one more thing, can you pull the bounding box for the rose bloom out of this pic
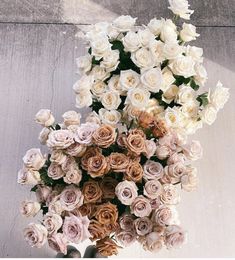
[48,163,65,180]
[141,68,163,93]
[47,130,74,150]
[152,205,179,226]
[109,153,129,172]
[74,122,99,145]
[76,54,92,74]
[17,167,41,185]
[100,177,118,199]
[122,31,141,52]
[35,185,52,203]
[62,111,81,127]
[38,127,51,145]
[87,154,109,178]
[160,184,180,205]
[48,196,63,215]
[96,237,120,257]
[50,150,67,165]
[183,140,202,161]
[119,69,140,91]
[88,219,107,241]
[23,223,48,248]
[48,233,68,255]
[95,202,118,225]
[92,124,117,148]
[150,197,162,210]
[63,168,82,185]
[167,152,186,165]
[164,225,186,249]
[130,195,152,217]
[143,160,164,181]
[115,180,138,205]
[113,15,136,32]
[60,185,84,211]
[20,201,41,217]
[82,180,103,203]
[168,0,194,20]
[80,147,101,170]
[210,81,229,110]
[131,47,155,69]
[180,23,199,42]
[23,148,46,171]
[66,142,87,157]
[134,217,153,236]
[78,203,96,219]
[63,215,91,243]
[142,232,164,252]
[181,166,198,192]
[116,229,136,247]
[125,161,143,183]
[138,111,156,129]
[101,91,121,110]
[43,213,63,235]
[144,180,163,199]
[119,214,135,231]
[144,140,157,159]
[155,145,171,160]
[35,109,55,126]
[99,108,121,126]
[166,162,187,181]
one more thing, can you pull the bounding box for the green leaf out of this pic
[55,124,61,130]
[197,92,209,107]
[92,56,102,65]
[174,75,191,86]
[89,99,104,113]
[190,79,200,91]
[161,60,169,70]
[30,185,38,192]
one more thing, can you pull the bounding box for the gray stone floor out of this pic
[0,0,235,258]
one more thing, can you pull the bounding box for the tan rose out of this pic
[138,111,156,128]
[96,237,120,257]
[152,118,168,138]
[109,153,129,173]
[82,181,103,203]
[81,147,101,170]
[125,161,143,183]
[124,129,146,155]
[92,124,117,148]
[100,177,118,199]
[87,154,110,178]
[88,220,107,241]
[95,202,118,225]
[104,222,119,236]
[66,142,87,157]
[77,203,97,219]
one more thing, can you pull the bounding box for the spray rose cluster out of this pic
[18,0,229,257]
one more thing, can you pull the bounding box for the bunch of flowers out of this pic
[18,0,229,257]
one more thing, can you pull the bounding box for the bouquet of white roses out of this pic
[18,0,229,257]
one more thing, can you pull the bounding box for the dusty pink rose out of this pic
[150,197,162,210]
[158,132,177,150]
[66,142,87,157]
[23,223,48,248]
[47,130,75,150]
[164,225,186,249]
[23,148,46,170]
[48,233,68,255]
[155,145,171,160]
[160,184,180,205]
[143,160,164,181]
[60,185,84,211]
[36,185,52,203]
[144,180,163,199]
[63,215,91,243]
[48,163,65,180]
[166,162,187,181]
[119,214,135,231]
[142,232,164,252]
[152,205,179,226]
[130,195,152,217]
[43,213,63,235]
[20,201,41,217]
[115,180,138,205]
[167,152,186,165]
[134,217,153,236]
[74,122,99,145]
[144,140,157,159]
[17,167,41,185]
[116,229,136,247]
[48,196,63,215]
[183,140,203,161]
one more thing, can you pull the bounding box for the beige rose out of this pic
[20,201,41,217]
[143,160,164,181]
[100,177,118,199]
[125,161,143,183]
[96,237,120,257]
[81,147,101,170]
[23,148,46,171]
[164,225,186,249]
[95,202,118,225]
[62,111,81,127]
[88,220,107,241]
[134,217,153,236]
[17,167,41,185]
[43,213,63,235]
[48,233,68,255]
[130,195,152,217]
[109,153,129,173]
[124,129,146,155]
[47,130,74,150]
[115,180,138,205]
[144,180,163,199]
[92,124,117,148]
[35,109,55,127]
[87,154,109,178]
[48,163,65,180]
[38,127,51,145]
[82,181,103,203]
[23,223,48,248]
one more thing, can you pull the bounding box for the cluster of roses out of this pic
[18,0,229,257]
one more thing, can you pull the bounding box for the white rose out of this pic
[108,75,124,94]
[176,84,196,105]
[76,54,92,74]
[75,90,93,108]
[47,130,74,149]
[91,80,107,98]
[163,42,183,60]
[85,111,101,125]
[180,23,199,42]
[181,101,199,118]
[113,15,137,32]
[23,148,46,170]
[160,19,178,43]
[23,223,48,248]
[209,81,229,110]
[73,75,94,93]
[138,29,155,47]
[184,119,203,135]
[99,108,121,126]
[123,105,142,120]
[91,65,110,81]
[162,85,179,104]
[169,56,196,78]
[17,167,41,185]
[43,213,63,235]
[161,68,176,91]
[164,107,180,127]
[126,87,150,108]
[194,63,208,87]
[38,127,51,145]
[20,201,41,217]
[100,50,119,72]
[185,46,203,63]
[168,0,194,20]
[200,104,217,125]
[181,166,198,192]
[149,40,165,63]
[62,111,81,127]
[101,91,122,110]
[122,31,141,52]
[115,180,138,205]
[90,36,111,59]
[35,109,55,127]
[74,122,99,145]
[147,18,164,36]
[120,69,140,91]
[131,47,155,69]
[141,68,163,93]
[183,140,203,161]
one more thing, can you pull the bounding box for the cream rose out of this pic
[160,184,180,205]
[169,56,196,78]
[62,111,81,127]
[23,223,48,248]
[73,75,94,93]
[134,217,153,236]
[143,160,164,181]
[126,87,150,108]
[176,84,196,105]
[160,19,177,43]
[38,127,51,145]
[122,31,141,52]
[115,180,138,205]
[200,104,217,125]
[47,130,74,150]
[164,225,186,249]
[113,15,136,32]
[101,91,121,110]
[142,232,164,252]
[120,69,140,91]
[210,81,230,110]
[163,42,183,60]
[35,109,55,127]
[131,47,155,69]
[75,89,93,108]
[168,0,194,20]
[148,18,163,36]
[91,80,107,98]
[43,213,63,234]
[183,140,202,161]
[48,233,68,255]
[181,166,198,192]
[108,75,123,94]
[74,122,99,145]
[99,109,121,126]
[161,67,176,91]
[76,54,92,74]
[141,68,163,93]
[194,64,208,87]
[90,36,111,59]
[100,50,120,72]
[138,28,155,46]
[180,23,199,42]
[85,111,101,125]
[23,148,46,171]
[144,180,163,199]
[130,195,152,217]
[20,201,41,217]
[149,40,165,63]
[17,167,41,185]
[185,46,203,63]
[91,65,110,81]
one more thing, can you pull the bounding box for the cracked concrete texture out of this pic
[0,0,235,258]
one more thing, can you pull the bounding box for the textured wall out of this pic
[0,0,234,258]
